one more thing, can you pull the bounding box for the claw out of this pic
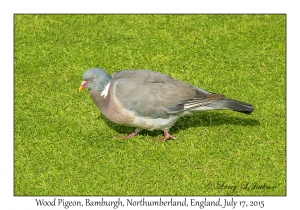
[161,130,177,141]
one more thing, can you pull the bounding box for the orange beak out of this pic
[79,81,89,91]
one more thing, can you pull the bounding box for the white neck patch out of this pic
[100,82,111,98]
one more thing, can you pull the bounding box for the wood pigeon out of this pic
[79,68,254,140]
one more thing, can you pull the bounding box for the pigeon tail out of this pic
[208,98,254,114]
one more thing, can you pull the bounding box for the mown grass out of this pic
[14,14,286,196]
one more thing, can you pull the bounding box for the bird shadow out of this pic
[97,111,260,138]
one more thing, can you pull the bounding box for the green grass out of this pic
[14,14,286,196]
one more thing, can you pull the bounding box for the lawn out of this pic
[14,14,286,196]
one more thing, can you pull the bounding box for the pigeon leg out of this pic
[161,130,177,141]
[124,128,142,140]
[124,131,136,139]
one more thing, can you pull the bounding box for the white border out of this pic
[2,0,298,209]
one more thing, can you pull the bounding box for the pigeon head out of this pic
[79,68,112,92]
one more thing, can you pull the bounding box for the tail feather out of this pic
[207,98,254,114]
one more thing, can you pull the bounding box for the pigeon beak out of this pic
[79,81,89,91]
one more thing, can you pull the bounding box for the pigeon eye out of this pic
[92,75,97,79]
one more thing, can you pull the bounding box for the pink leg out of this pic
[124,131,137,139]
[161,130,177,141]
[123,128,142,140]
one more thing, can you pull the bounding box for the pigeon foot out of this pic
[123,128,142,140]
[124,131,137,139]
[161,130,177,141]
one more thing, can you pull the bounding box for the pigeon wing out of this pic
[112,70,198,119]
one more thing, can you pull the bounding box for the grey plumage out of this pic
[79,68,254,140]
[206,98,253,114]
